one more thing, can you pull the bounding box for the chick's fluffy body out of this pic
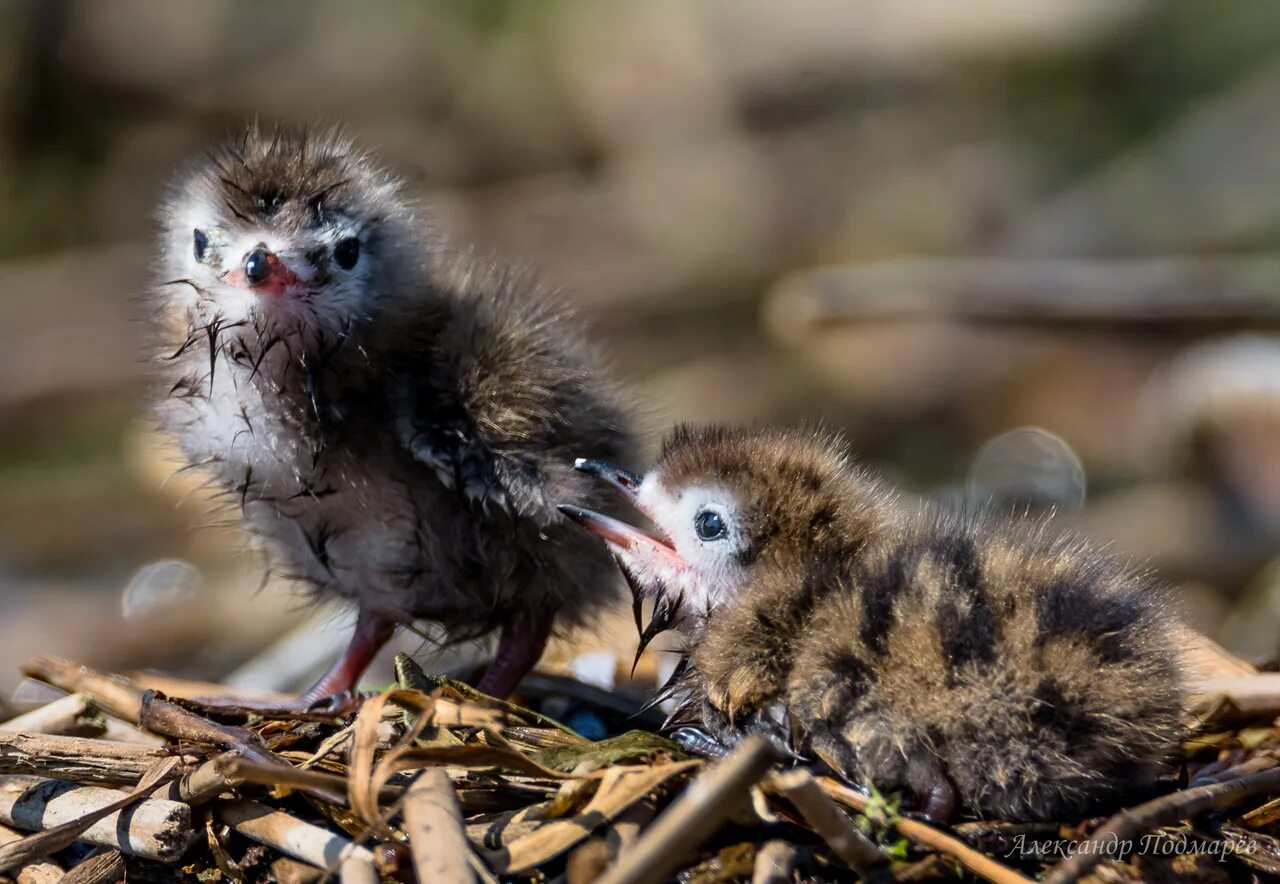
[654,427,1185,821]
[154,127,632,641]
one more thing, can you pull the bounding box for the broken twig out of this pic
[767,769,887,878]
[818,777,1033,884]
[1044,765,1280,884]
[595,737,777,884]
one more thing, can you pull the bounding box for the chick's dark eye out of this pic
[333,237,360,270]
[694,510,727,542]
[193,229,209,261]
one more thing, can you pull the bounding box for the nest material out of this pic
[0,654,1276,883]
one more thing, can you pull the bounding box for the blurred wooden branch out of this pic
[766,257,1280,341]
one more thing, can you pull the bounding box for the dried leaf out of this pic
[531,730,689,772]
[488,761,701,874]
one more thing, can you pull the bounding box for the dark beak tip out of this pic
[573,457,642,493]
[557,503,589,524]
[572,458,601,476]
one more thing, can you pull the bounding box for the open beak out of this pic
[566,458,678,558]
[565,459,674,551]
[561,460,692,665]
[573,459,641,503]
[556,504,684,567]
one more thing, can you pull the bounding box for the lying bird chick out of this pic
[560,426,1186,821]
[153,125,633,706]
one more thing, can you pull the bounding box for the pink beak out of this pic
[226,246,299,296]
[559,459,686,568]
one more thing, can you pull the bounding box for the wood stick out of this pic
[765,256,1280,339]
[752,840,798,884]
[20,658,145,726]
[596,737,779,884]
[0,694,159,746]
[403,769,476,884]
[338,854,380,884]
[1,695,105,738]
[0,824,63,884]
[124,672,289,705]
[817,778,1033,884]
[1190,674,1280,719]
[1043,765,1280,884]
[138,691,345,806]
[163,754,239,806]
[60,849,123,884]
[218,799,375,873]
[0,773,193,863]
[0,760,179,872]
[0,732,177,787]
[766,769,887,878]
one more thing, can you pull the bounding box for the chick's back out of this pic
[782,514,1185,820]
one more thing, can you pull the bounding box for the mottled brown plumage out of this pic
[152,124,634,704]
[562,425,1186,821]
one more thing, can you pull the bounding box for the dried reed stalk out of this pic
[403,768,476,884]
[218,799,376,873]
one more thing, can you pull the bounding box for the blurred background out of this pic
[3,0,1280,708]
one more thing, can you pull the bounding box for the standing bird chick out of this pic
[560,426,1186,821]
[152,125,633,706]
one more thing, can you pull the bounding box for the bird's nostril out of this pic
[244,248,274,285]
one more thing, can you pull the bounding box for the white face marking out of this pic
[163,188,377,337]
[608,472,751,627]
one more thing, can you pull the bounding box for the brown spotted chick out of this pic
[152,124,634,707]
[559,425,1187,821]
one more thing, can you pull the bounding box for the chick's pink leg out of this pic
[474,614,553,699]
[297,609,397,707]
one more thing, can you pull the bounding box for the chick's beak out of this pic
[226,246,299,295]
[564,459,684,566]
[572,459,641,503]
[557,504,654,550]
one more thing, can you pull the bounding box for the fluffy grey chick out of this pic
[152,124,633,706]
[561,425,1186,821]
